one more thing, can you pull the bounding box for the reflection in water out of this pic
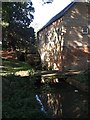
[47,93,62,118]
[36,93,62,118]
[41,77,59,84]
[35,79,88,118]
[35,95,46,113]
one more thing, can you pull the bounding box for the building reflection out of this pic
[37,77,88,118]
[47,93,62,118]
[39,92,63,118]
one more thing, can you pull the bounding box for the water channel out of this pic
[35,77,88,118]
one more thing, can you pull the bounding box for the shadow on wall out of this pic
[62,45,90,71]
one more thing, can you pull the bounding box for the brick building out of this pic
[37,2,90,71]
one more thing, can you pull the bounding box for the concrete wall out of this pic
[38,2,90,71]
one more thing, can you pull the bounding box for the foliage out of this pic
[2,1,34,27]
[42,0,53,4]
[2,59,48,118]
[2,1,36,51]
[2,74,47,118]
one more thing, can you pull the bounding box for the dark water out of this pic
[35,78,88,118]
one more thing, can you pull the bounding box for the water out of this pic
[35,94,46,113]
[35,78,88,118]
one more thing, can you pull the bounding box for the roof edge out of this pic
[37,2,75,33]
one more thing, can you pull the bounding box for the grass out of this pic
[1,59,35,76]
[2,59,48,118]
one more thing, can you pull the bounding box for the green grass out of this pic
[1,59,35,76]
[2,59,48,118]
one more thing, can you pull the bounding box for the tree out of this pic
[2,1,35,51]
[42,0,53,4]
[2,1,35,28]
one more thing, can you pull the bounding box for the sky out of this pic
[30,0,72,32]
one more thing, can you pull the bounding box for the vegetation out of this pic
[2,2,36,51]
[1,59,88,118]
[2,59,48,118]
[1,59,34,76]
[42,0,54,4]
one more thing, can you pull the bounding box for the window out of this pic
[82,26,88,34]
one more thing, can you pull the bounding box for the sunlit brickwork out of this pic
[37,2,90,71]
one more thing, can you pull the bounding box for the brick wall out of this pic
[38,2,90,71]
